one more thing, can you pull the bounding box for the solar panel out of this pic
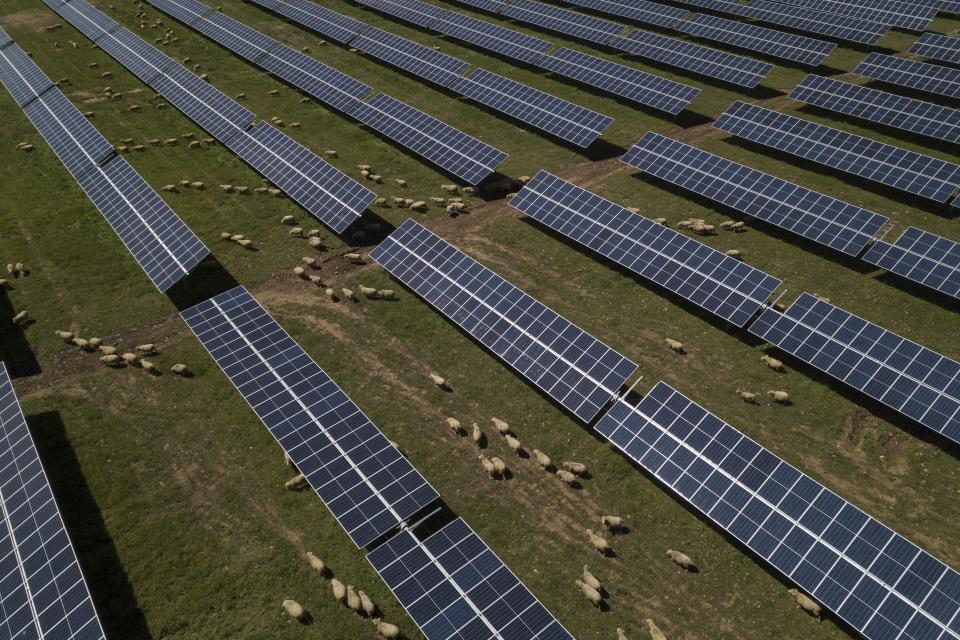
[669,0,741,11]
[225,121,375,233]
[353,0,448,28]
[181,287,440,548]
[449,0,509,13]
[563,0,686,28]
[734,0,888,45]
[910,32,960,64]
[622,132,888,256]
[77,156,210,292]
[22,90,115,180]
[595,380,960,640]
[501,0,627,46]
[431,11,554,63]
[854,53,960,100]
[143,0,214,26]
[251,0,368,44]
[750,293,960,443]
[0,362,107,640]
[350,27,471,87]
[0,43,55,107]
[350,94,507,185]
[43,0,119,43]
[97,26,177,84]
[676,13,836,66]
[511,171,782,326]
[789,74,960,145]
[713,101,960,203]
[367,517,575,640]
[190,5,282,63]
[611,29,774,88]
[449,68,612,147]
[260,45,372,113]
[0,26,12,49]
[862,227,960,300]
[535,47,700,114]
[370,219,638,422]
[772,0,936,31]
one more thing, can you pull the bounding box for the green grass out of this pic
[0,0,959,639]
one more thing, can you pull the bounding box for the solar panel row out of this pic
[181,287,440,548]
[621,132,889,256]
[0,42,55,107]
[0,25,12,49]
[749,293,960,443]
[0,363,107,640]
[370,219,638,423]
[146,0,213,26]
[909,32,960,64]
[194,8,282,63]
[773,0,936,31]
[355,0,448,28]
[248,0,367,44]
[563,0,687,28]
[789,74,960,144]
[595,381,960,640]
[432,10,553,63]
[509,171,783,326]
[368,517,575,640]
[97,26,177,84]
[21,89,114,179]
[502,0,626,46]
[44,0,120,43]
[258,45,372,113]
[863,227,960,301]
[854,52,960,100]
[713,101,960,203]
[734,0,888,45]
[351,26,471,87]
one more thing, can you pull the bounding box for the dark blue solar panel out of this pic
[370,219,638,422]
[773,0,936,31]
[145,0,213,26]
[97,27,177,84]
[750,293,960,443]
[367,518,575,640]
[0,43,54,108]
[596,380,960,640]
[611,29,774,88]
[502,0,627,46]
[863,227,960,301]
[193,6,282,63]
[510,171,782,326]
[734,0,888,45]
[0,26,11,49]
[351,27,471,87]
[669,0,741,10]
[432,11,553,64]
[260,45,372,112]
[535,47,700,114]
[564,0,686,28]
[0,363,107,640]
[854,53,960,100]
[451,0,509,11]
[790,74,960,144]
[676,14,836,66]
[714,101,960,203]
[350,93,507,185]
[77,156,210,292]
[250,0,368,44]
[22,90,115,180]
[910,32,960,64]
[225,121,375,233]
[181,287,440,548]
[449,68,612,147]
[622,132,888,256]
[354,0,448,27]
[43,0,119,42]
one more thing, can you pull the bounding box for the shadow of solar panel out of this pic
[714,101,960,202]
[596,380,960,640]
[22,90,115,180]
[44,0,120,42]
[77,157,210,291]
[863,227,960,300]
[0,363,107,640]
[670,0,741,11]
[623,132,888,256]
[611,29,773,88]
[790,74,960,144]
[98,27,177,84]
[145,0,213,26]
[354,0,447,27]
[148,63,255,142]
[502,0,627,45]
[537,47,699,114]
[181,287,439,548]
[734,0,887,45]
[774,0,936,31]
[226,121,375,233]
[449,68,612,147]
[367,518,575,640]
[351,94,507,185]
[194,6,281,63]
[371,219,637,422]
[565,0,686,28]
[432,11,553,63]
[251,0,367,44]
[450,0,509,12]
[510,171,782,326]
[854,53,960,99]
[260,45,371,112]
[351,27,471,87]
[910,32,960,64]
[0,43,54,107]
[750,293,960,443]
[677,14,835,66]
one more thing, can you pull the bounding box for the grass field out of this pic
[0,0,958,638]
